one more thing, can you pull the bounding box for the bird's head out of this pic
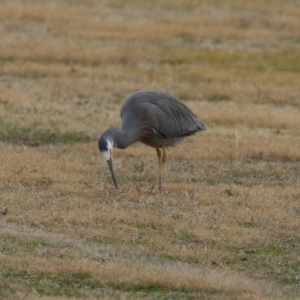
[98,136,113,161]
[98,131,117,187]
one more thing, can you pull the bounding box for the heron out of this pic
[98,89,206,188]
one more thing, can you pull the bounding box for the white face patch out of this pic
[101,150,111,161]
[101,140,113,161]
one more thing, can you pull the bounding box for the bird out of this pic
[98,89,206,188]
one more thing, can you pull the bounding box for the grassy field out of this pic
[1,0,300,299]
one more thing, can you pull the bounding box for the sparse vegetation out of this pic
[0,0,300,299]
[0,121,91,145]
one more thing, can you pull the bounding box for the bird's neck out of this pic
[109,128,137,150]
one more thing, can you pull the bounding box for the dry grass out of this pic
[1,0,300,299]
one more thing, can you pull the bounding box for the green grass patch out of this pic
[241,221,259,228]
[221,241,300,286]
[124,284,166,294]
[160,48,300,72]
[0,235,81,260]
[0,269,224,300]
[1,270,97,298]
[0,236,52,254]
[169,226,203,248]
[260,244,284,255]
[206,94,231,103]
[85,236,124,247]
[122,284,219,299]
[204,161,300,187]
[0,121,91,145]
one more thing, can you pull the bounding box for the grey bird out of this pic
[98,89,205,188]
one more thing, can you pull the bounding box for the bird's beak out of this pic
[107,158,117,187]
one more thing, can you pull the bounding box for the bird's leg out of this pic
[151,148,161,190]
[152,147,167,190]
[157,148,163,189]
[159,147,167,190]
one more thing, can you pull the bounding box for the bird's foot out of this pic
[149,183,164,193]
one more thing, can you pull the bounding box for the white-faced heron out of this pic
[98,89,205,188]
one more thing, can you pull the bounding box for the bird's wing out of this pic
[142,91,205,138]
[120,90,205,139]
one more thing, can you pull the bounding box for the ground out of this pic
[0,0,300,299]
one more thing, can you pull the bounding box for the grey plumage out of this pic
[98,89,205,188]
